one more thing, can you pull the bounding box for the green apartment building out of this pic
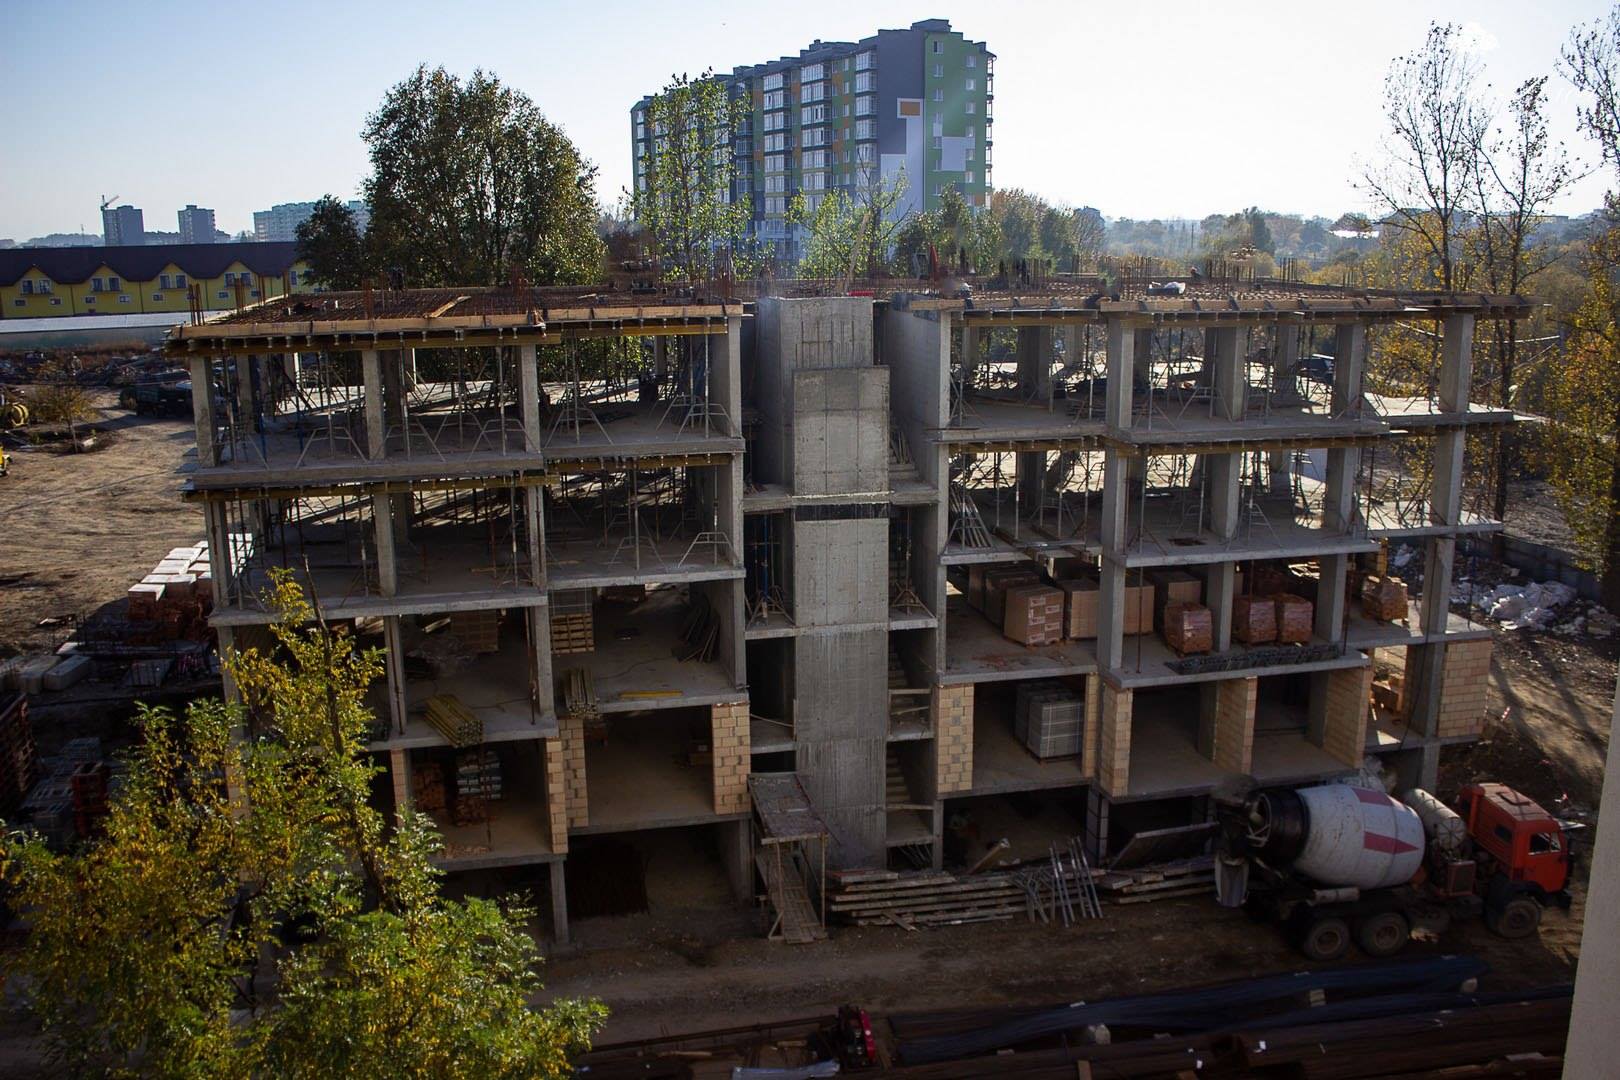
[631,18,993,262]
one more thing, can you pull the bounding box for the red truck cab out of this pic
[1456,782,1571,896]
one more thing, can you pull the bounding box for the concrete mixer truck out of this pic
[1214,782,1572,962]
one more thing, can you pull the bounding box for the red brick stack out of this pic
[1234,594,1278,644]
[1274,593,1314,643]
[1163,602,1214,655]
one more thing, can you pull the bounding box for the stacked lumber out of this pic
[1001,585,1064,646]
[1092,855,1215,903]
[424,693,482,747]
[826,868,1024,928]
[1056,577,1098,639]
[1162,602,1213,655]
[1234,594,1277,644]
[550,591,594,655]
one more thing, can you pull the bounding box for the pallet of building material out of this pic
[1056,577,1099,639]
[43,654,93,691]
[127,582,164,622]
[413,761,447,814]
[1016,682,1084,759]
[1162,602,1214,656]
[559,667,597,720]
[1002,584,1065,646]
[455,748,502,801]
[550,592,595,655]
[1272,593,1313,644]
[449,609,502,655]
[827,871,1025,927]
[1147,569,1202,631]
[1361,575,1408,622]
[983,568,1041,627]
[424,694,483,747]
[1233,594,1278,644]
[1122,571,1154,636]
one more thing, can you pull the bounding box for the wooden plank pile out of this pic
[424,693,482,747]
[1092,854,1215,904]
[826,868,1025,928]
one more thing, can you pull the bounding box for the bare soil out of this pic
[0,389,203,658]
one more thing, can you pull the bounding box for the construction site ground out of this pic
[0,385,1610,1052]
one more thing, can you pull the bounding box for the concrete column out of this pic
[1209,326,1249,422]
[1314,552,1350,643]
[961,324,979,390]
[1103,318,1135,431]
[1437,313,1476,414]
[1207,452,1242,540]
[1016,325,1053,404]
[203,500,233,608]
[1205,562,1236,652]
[1273,324,1300,401]
[518,343,541,451]
[382,615,407,737]
[188,355,217,466]
[549,861,570,947]
[1097,557,1128,672]
[722,818,754,904]
[528,606,552,722]
[234,354,259,432]
[708,316,743,437]
[361,348,385,459]
[1132,328,1153,395]
[1332,322,1366,417]
[372,495,397,597]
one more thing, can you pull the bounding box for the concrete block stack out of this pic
[710,700,751,814]
[1437,640,1492,738]
[1001,584,1065,646]
[1014,680,1083,759]
[934,685,974,794]
[127,543,215,643]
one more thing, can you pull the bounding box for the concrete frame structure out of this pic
[170,277,1527,938]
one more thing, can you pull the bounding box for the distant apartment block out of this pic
[631,18,993,258]
[177,205,217,245]
[102,204,145,247]
[253,200,371,243]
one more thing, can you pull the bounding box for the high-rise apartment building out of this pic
[102,204,145,247]
[253,200,371,242]
[631,19,993,259]
[178,204,217,244]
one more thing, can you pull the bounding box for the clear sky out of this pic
[1,0,1614,241]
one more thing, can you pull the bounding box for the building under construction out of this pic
[168,274,1521,942]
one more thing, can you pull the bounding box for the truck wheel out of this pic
[1486,896,1541,939]
[1354,912,1410,957]
[1300,917,1351,962]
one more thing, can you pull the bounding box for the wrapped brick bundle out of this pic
[1057,577,1099,639]
[1003,584,1066,646]
[1362,575,1408,621]
[1273,593,1313,643]
[1234,594,1277,644]
[1147,569,1202,630]
[984,567,1040,626]
[1163,602,1214,656]
[1123,571,1154,636]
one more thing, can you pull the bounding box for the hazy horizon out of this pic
[2,0,1614,243]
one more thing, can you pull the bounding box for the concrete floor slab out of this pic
[942,600,1098,684]
[560,588,740,714]
[542,400,743,458]
[577,712,743,834]
[966,684,1090,796]
[546,532,742,591]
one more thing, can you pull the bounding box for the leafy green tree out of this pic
[363,65,604,287]
[294,195,368,289]
[985,188,1049,265]
[2,574,604,1077]
[788,169,909,278]
[633,71,755,280]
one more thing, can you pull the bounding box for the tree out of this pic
[2,574,604,1077]
[294,195,368,289]
[1072,207,1106,270]
[1359,23,1488,291]
[788,168,909,279]
[632,71,754,280]
[985,189,1048,265]
[363,66,604,287]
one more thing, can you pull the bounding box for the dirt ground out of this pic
[0,389,203,658]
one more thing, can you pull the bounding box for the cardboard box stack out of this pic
[1002,584,1066,646]
[984,567,1041,626]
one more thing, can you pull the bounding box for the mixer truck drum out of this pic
[1249,789,1309,861]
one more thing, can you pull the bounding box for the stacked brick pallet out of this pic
[451,748,502,825]
[1014,681,1083,759]
[70,760,110,839]
[127,543,216,645]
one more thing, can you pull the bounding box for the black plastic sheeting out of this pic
[897,955,1492,1065]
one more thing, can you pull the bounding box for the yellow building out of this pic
[0,241,315,319]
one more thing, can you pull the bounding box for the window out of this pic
[764,196,786,215]
[765,132,788,151]
[802,149,828,168]
[159,274,171,289]
[932,40,942,54]
[964,170,974,183]
[763,72,783,91]
[855,95,874,116]
[50,297,61,306]
[250,290,260,298]
[801,104,827,124]
[217,290,229,299]
[966,78,976,90]
[11,299,22,308]
[84,294,96,303]
[933,64,943,78]
[36,279,51,294]
[965,101,976,114]
[19,280,32,295]
[91,277,104,292]
[802,82,824,103]
[765,174,786,193]
[932,89,943,102]
[966,147,975,161]
[932,135,942,149]
[1530,832,1562,854]
[802,127,827,147]
[855,143,875,163]
[152,293,164,301]
[765,111,785,131]
[966,53,977,68]
[764,89,785,110]
[765,154,785,173]
[109,277,120,291]
[174,274,186,289]
[801,62,823,82]
[119,295,132,304]
[855,50,873,70]
[803,171,825,191]
[854,71,874,93]
[855,118,875,140]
